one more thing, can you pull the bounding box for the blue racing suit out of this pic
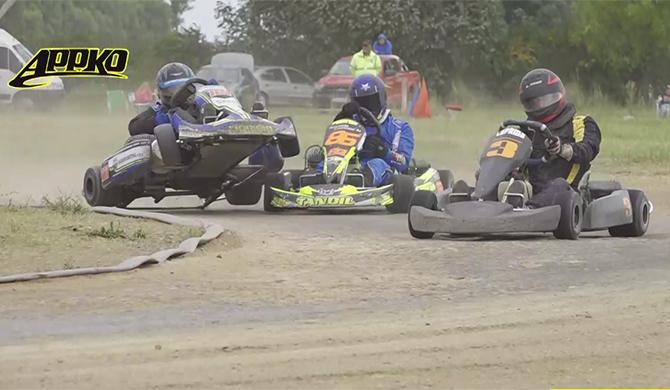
[128,86,283,172]
[359,109,414,186]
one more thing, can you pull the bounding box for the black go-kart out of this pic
[408,119,652,240]
[83,78,299,209]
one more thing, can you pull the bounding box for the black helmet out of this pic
[519,68,566,123]
[155,62,195,107]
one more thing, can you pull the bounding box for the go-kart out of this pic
[83,78,300,209]
[264,107,454,213]
[408,119,652,239]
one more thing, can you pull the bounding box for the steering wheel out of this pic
[501,119,559,163]
[357,107,382,134]
[169,77,209,109]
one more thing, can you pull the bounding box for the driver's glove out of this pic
[363,135,389,159]
[334,101,360,121]
[545,137,573,161]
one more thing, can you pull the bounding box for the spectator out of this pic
[373,33,393,55]
[350,40,382,77]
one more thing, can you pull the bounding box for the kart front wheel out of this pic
[83,166,133,208]
[553,190,582,240]
[608,190,651,237]
[408,190,437,239]
[386,174,415,214]
[154,124,182,166]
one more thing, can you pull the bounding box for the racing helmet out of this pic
[155,62,195,107]
[349,74,387,117]
[519,68,567,123]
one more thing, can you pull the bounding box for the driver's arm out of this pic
[568,116,601,164]
[128,103,170,136]
[385,120,414,172]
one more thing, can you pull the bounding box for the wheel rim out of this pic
[641,203,650,226]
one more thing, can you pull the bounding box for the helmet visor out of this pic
[522,92,563,112]
[353,94,381,116]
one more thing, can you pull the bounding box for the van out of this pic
[0,28,64,109]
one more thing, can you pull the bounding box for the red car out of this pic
[313,54,421,109]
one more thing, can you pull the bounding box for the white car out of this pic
[255,66,315,107]
[0,28,64,109]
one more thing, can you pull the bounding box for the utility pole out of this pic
[0,0,16,22]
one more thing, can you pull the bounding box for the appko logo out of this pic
[8,48,129,89]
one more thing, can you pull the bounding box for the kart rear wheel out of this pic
[438,169,455,191]
[608,190,651,237]
[263,172,290,212]
[386,174,415,214]
[83,166,133,208]
[553,190,582,240]
[408,190,437,239]
[226,182,263,206]
[154,124,181,166]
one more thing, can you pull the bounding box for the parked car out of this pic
[197,53,260,111]
[255,66,315,107]
[313,54,421,109]
[0,28,64,110]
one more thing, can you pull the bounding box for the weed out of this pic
[132,228,147,240]
[42,194,87,215]
[88,222,127,239]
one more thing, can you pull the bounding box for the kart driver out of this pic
[326,74,414,186]
[519,68,602,206]
[128,62,283,172]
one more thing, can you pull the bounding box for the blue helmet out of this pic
[349,74,387,117]
[155,62,195,107]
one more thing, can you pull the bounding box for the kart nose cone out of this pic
[445,201,513,218]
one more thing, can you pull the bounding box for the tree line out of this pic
[2,0,669,103]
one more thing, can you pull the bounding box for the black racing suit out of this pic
[528,103,601,205]
[128,102,171,136]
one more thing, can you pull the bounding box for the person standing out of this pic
[373,33,392,55]
[350,40,382,77]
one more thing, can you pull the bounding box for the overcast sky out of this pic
[181,0,223,41]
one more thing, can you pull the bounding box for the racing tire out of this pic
[154,124,182,166]
[553,190,582,240]
[608,190,651,237]
[83,166,134,208]
[263,172,289,212]
[225,181,263,206]
[386,174,415,214]
[438,169,455,191]
[408,190,437,239]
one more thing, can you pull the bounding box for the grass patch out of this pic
[0,206,204,275]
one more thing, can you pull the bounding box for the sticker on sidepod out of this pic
[106,145,150,172]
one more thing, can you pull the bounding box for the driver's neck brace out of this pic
[378,108,391,123]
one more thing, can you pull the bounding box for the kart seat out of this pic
[589,180,623,199]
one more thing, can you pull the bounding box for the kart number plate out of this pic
[324,123,363,157]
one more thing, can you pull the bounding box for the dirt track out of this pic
[1,201,669,388]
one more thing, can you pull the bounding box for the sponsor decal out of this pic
[100,164,110,182]
[296,196,355,207]
[496,128,526,139]
[623,195,632,217]
[107,146,150,171]
[9,48,129,89]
